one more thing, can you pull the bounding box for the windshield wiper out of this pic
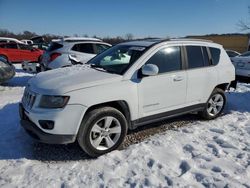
[90,64,103,68]
[90,64,116,74]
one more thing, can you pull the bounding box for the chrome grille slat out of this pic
[22,88,36,109]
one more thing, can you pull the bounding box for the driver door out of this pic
[137,46,187,118]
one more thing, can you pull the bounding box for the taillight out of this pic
[49,53,61,62]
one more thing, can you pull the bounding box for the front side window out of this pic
[87,45,147,75]
[95,44,110,54]
[209,47,221,65]
[145,46,182,74]
[186,46,204,69]
[72,43,94,54]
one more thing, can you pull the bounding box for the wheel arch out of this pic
[83,100,132,129]
[214,83,229,91]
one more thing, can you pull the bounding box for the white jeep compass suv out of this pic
[20,39,235,157]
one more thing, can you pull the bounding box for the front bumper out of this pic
[20,119,75,144]
[19,103,85,144]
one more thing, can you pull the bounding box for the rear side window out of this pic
[209,47,221,65]
[5,43,18,49]
[18,44,31,50]
[186,46,204,69]
[72,43,94,54]
[47,42,63,52]
[145,46,182,74]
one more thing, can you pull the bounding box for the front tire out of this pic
[199,88,226,120]
[77,107,128,157]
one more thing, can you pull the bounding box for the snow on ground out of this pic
[0,65,250,187]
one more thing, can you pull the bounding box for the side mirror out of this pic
[141,64,159,76]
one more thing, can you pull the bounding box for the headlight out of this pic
[39,95,70,108]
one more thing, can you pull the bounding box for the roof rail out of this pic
[170,38,214,43]
[62,37,102,42]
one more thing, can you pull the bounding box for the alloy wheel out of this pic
[207,93,224,117]
[89,116,122,150]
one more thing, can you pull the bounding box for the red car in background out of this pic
[0,42,43,63]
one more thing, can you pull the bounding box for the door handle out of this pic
[173,76,183,82]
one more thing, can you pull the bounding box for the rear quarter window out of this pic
[47,42,63,52]
[209,47,221,65]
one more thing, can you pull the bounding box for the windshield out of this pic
[87,44,147,75]
[239,51,250,57]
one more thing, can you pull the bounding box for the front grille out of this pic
[22,88,36,109]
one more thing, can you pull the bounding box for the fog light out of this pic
[39,120,54,130]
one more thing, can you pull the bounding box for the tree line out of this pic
[0,29,136,45]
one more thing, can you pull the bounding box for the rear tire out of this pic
[77,107,128,157]
[199,88,226,120]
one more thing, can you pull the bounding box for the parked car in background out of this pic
[30,36,45,44]
[30,36,49,50]
[0,37,24,44]
[20,39,235,157]
[40,37,111,70]
[0,56,15,83]
[31,43,49,51]
[231,51,250,82]
[0,42,43,63]
[226,50,240,59]
[21,40,33,45]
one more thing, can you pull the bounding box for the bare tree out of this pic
[238,6,250,31]
[125,33,134,41]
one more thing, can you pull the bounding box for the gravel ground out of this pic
[29,114,199,162]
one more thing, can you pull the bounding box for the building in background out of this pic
[187,34,250,53]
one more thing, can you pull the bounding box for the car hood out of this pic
[28,65,122,94]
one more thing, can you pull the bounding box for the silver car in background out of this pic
[231,51,250,82]
[40,37,111,71]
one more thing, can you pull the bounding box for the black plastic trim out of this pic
[19,103,75,144]
[236,75,250,83]
[131,104,205,129]
[20,119,76,144]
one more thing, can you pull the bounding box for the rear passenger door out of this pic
[185,46,218,105]
[71,43,96,63]
[5,43,20,62]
